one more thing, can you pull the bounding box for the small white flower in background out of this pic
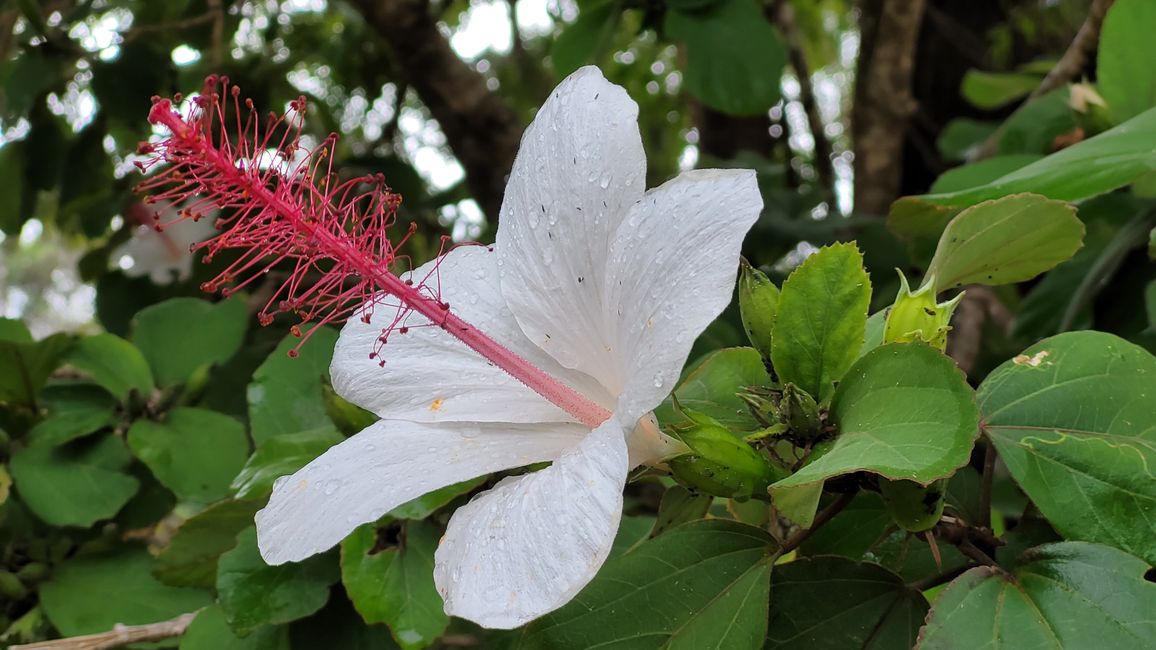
[255,67,763,628]
[111,200,217,284]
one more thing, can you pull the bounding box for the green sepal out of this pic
[666,400,780,500]
[883,271,964,351]
[738,257,780,360]
[780,383,821,440]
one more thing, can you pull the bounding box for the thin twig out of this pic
[780,492,855,554]
[977,437,997,531]
[11,613,198,650]
[907,563,972,592]
[208,0,225,69]
[957,539,998,567]
[973,0,1115,160]
[776,1,835,198]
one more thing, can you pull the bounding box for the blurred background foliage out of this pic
[1,0,1154,647]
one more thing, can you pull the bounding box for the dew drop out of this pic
[473,269,486,280]
[652,372,665,388]
[323,479,341,495]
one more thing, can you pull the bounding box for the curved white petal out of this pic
[606,169,763,422]
[433,415,630,628]
[256,419,586,564]
[496,66,645,385]
[331,245,611,424]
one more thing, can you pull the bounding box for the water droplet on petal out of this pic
[653,372,665,388]
[323,479,341,495]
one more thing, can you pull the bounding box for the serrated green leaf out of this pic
[180,605,290,650]
[341,521,448,649]
[66,333,154,401]
[665,0,786,116]
[655,347,771,432]
[773,344,978,495]
[127,407,249,503]
[133,297,249,387]
[518,519,774,649]
[9,434,139,527]
[771,243,871,403]
[40,548,211,636]
[248,329,338,444]
[766,557,928,649]
[1098,0,1156,123]
[218,527,339,634]
[979,331,1156,564]
[155,499,262,588]
[918,542,1156,649]
[925,193,1083,291]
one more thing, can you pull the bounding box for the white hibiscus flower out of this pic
[112,200,217,284]
[254,66,763,628]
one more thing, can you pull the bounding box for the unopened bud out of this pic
[667,404,780,500]
[879,478,946,532]
[738,258,780,359]
[738,385,780,428]
[780,383,821,440]
[884,271,963,351]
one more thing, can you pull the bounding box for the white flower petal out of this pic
[433,415,630,629]
[256,419,586,564]
[606,169,763,421]
[496,66,646,383]
[331,245,611,423]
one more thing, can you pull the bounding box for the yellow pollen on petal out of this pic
[430,398,444,412]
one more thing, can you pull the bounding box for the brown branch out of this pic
[776,1,835,197]
[780,492,855,554]
[349,0,523,222]
[852,0,927,215]
[11,613,198,650]
[973,0,1115,160]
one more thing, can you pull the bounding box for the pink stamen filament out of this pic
[147,101,611,430]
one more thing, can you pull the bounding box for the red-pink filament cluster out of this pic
[136,77,612,428]
[136,76,421,354]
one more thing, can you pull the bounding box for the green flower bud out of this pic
[780,383,820,440]
[667,405,780,500]
[879,478,947,533]
[883,270,964,352]
[738,385,780,429]
[0,570,26,600]
[15,562,48,583]
[738,258,780,359]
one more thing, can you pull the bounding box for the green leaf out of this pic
[127,407,249,503]
[979,331,1156,564]
[218,527,339,634]
[918,542,1156,649]
[26,400,116,447]
[929,154,1043,194]
[180,605,290,650]
[925,193,1084,291]
[960,70,1040,109]
[1098,0,1156,123]
[9,435,140,527]
[0,332,73,407]
[231,426,344,500]
[66,333,155,401]
[773,343,978,494]
[248,329,338,445]
[0,142,27,234]
[936,118,997,161]
[889,106,1156,246]
[665,0,786,116]
[341,521,448,649]
[39,548,211,636]
[765,557,928,649]
[771,243,871,403]
[650,485,712,537]
[133,297,249,387]
[655,347,771,432]
[155,499,263,588]
[552,1,619,77]
[518,519,773,649]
